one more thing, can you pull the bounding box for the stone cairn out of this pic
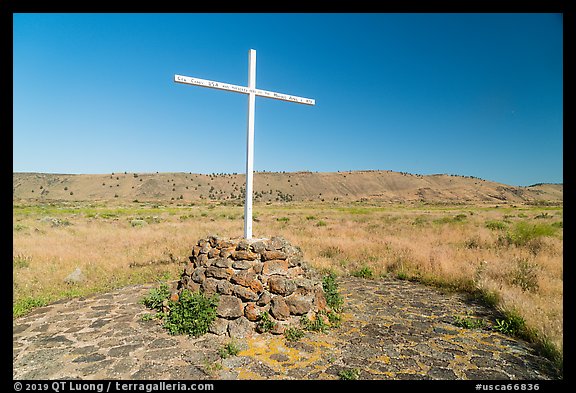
[176,235,329,338]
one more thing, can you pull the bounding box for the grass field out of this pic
[13,199,563,368]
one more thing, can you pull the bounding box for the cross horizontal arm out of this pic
[174,74,315,106]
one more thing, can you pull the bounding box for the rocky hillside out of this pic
[12,170,563,204]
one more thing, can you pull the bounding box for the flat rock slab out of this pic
[13,277,560,380]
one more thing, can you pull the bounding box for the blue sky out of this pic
[13,13,563,186]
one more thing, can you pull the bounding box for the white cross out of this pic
[174,49,315,239]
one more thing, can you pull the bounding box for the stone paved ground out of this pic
[13,277,561,380]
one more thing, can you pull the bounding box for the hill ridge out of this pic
[12,170,563,204]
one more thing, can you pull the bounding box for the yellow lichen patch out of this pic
[372,355,391,364]
[478,335,509,351]
[236,368,268,380]
[237,334,339,375]
[340,324,361,336]
[450,353,472,369]
[339,311,355,322]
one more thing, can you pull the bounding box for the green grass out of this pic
[130,219,148,227]
[433,214,468,225]
[351,266,374,279]
[411,216,428,226]
[336,206,374,215]
[322,272,344,312]
[140,283,171,311]
[477,289,500,308]
[141,312,165,321]
[13,223,28,231]
[319,246,343,259]
[551,221,563,228]
[326,310,342,327]
[256,311,276,333]
[13,254,32,269]
[300,313,330,333]
[510,258,539,292]
[13,296,50,318]
[12,200,563,373]
[339,368,360,380]
[162,290,219,337]
[296,273,345,333]
[218,340,240,359]
[494,310,527,337]
[452,315,487,329]
[504,221,558,246]
[284,327,306,342]
[13,202,193,220]
[485,220,508,231]
[141,284,219,337]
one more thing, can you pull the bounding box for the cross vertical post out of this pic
[244,49,256,239]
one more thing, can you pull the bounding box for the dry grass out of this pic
[13,200,563,367]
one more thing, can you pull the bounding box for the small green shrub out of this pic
[534,336,563,371]
[485,220,508,231]
[99,212,118,219]
[286,273,345,332]
[315,220,327,227]
[326,310,342,327]
[478,289,500,308]
[140,283,171,311]
[256,311,276,333]
[13,297,49,318]
[433,214,466,225]
[13,254,32,269]
[351,266,374,279]
[510,259,539,292]
[339,368,360,380]
[218,341,240,359]
[534,212,550,219]
[141,312,166,321]
[505,221,557,246]
[41,217,71,227]
[130,219,148,227]
[284,327,305,342]
[464,237,482,249]
[494,311,526,337]
[300,313,329,333]
[412,217,427,226]
[162,290,219,337]
[322,272,344,312]
[452,315,486,329]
